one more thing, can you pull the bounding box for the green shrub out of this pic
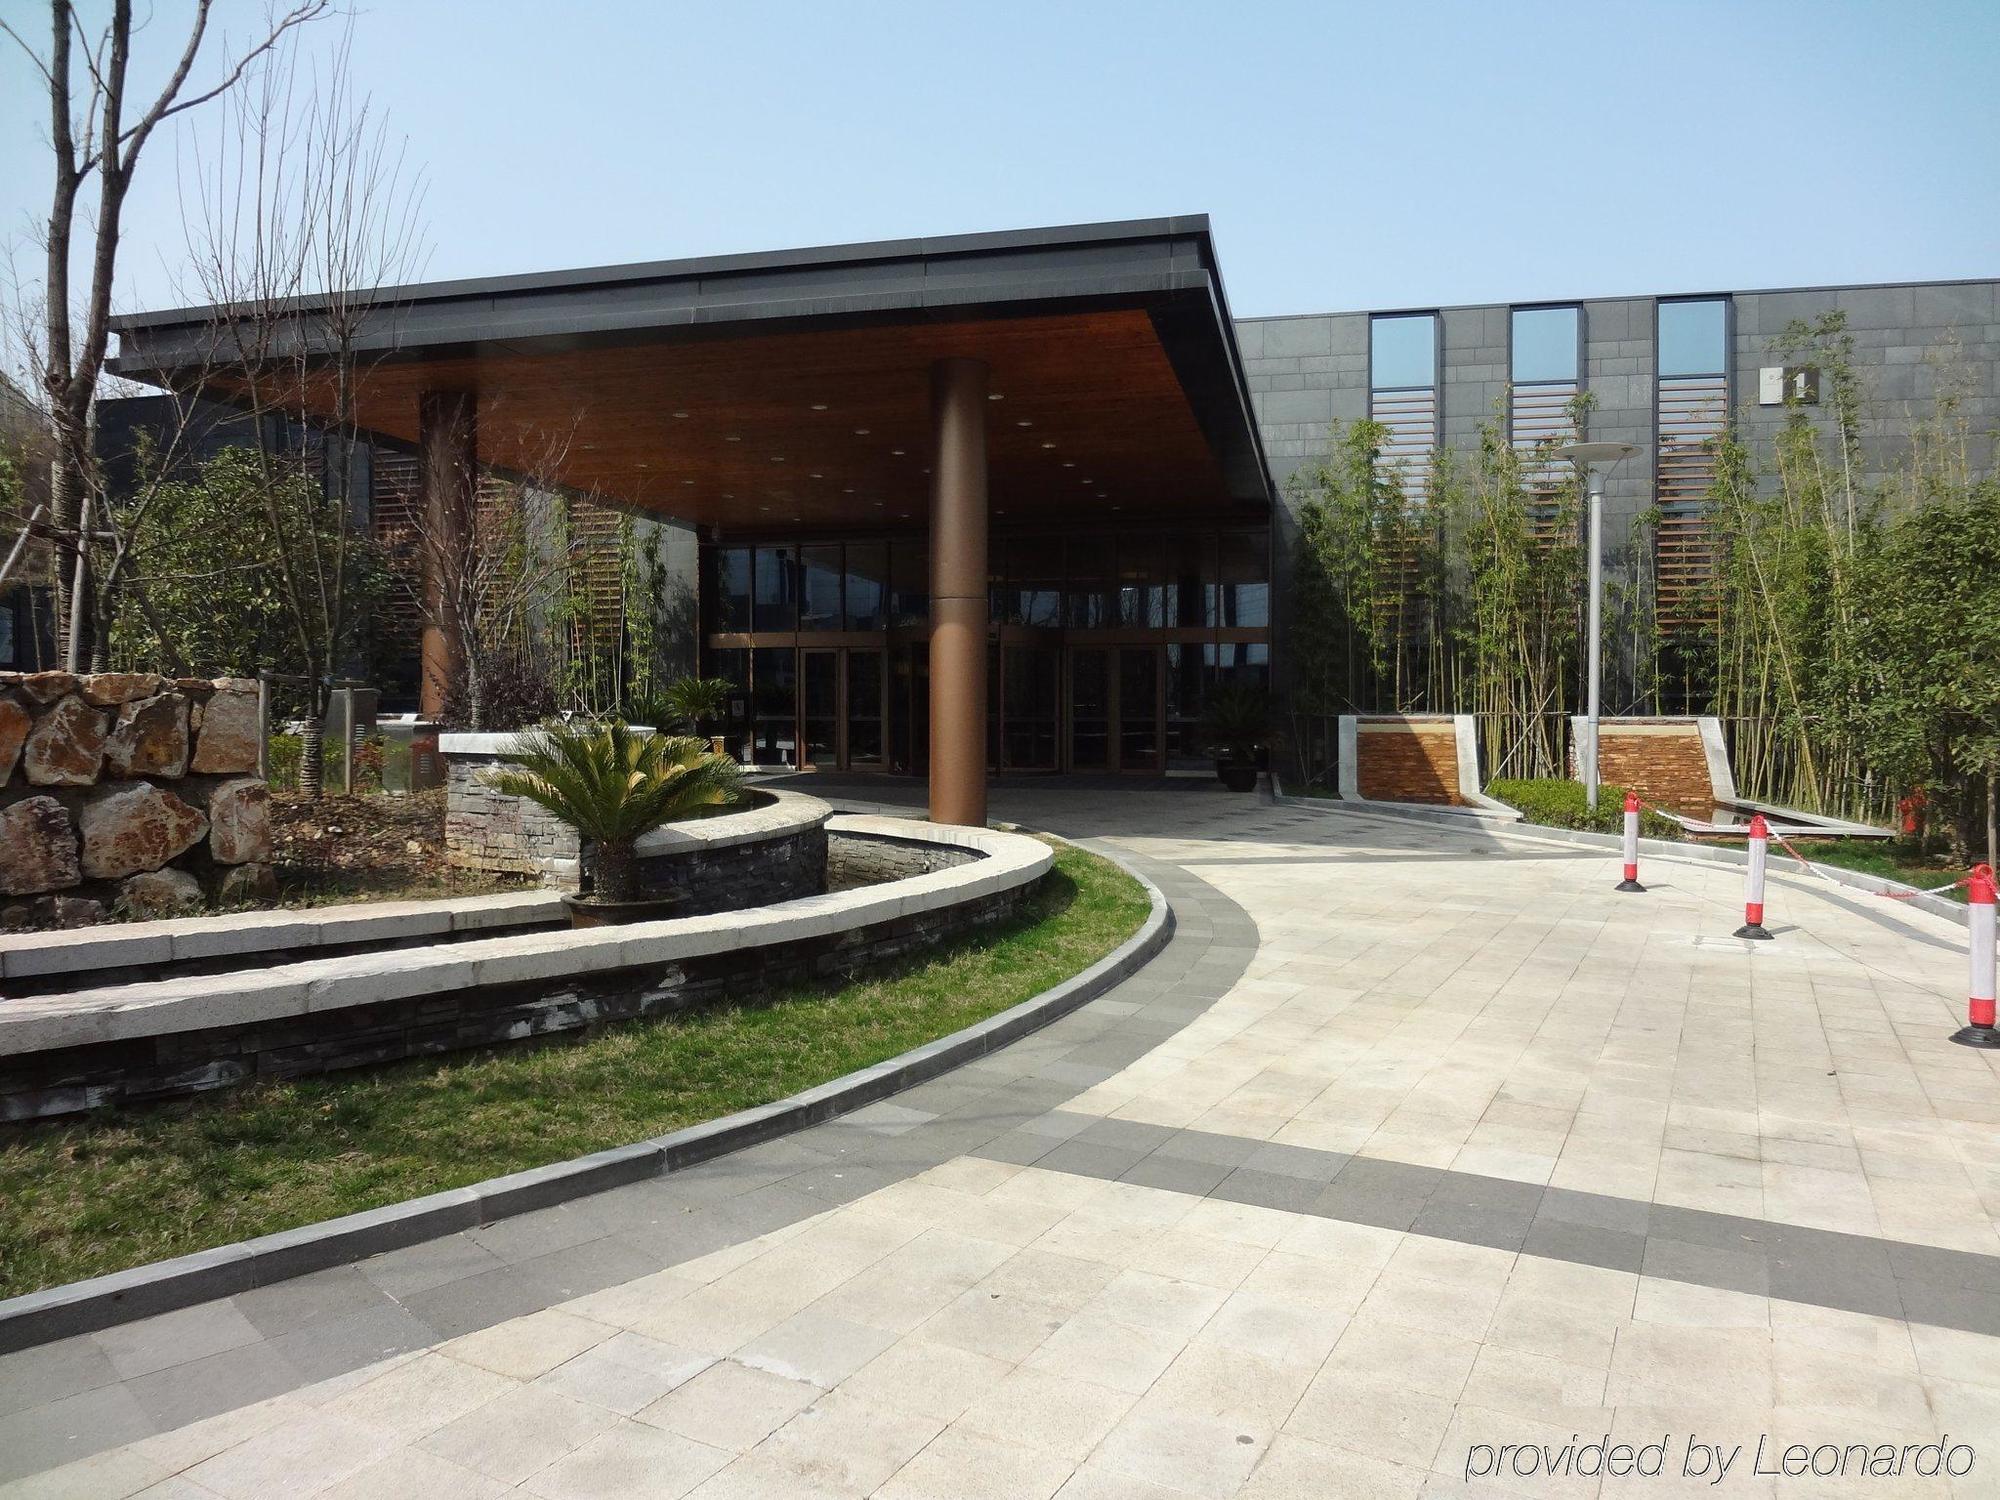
[1485,778,1683,840]
[266,733,302,793]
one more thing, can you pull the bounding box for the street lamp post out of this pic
[1557,440,1639,812]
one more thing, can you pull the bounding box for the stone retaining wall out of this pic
[828,830,981,888]
[1,817,1043,1118]
[0,672,272,928]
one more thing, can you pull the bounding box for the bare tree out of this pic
[172,16,428,790]
[402,420,597,732]
[1,0,329,670]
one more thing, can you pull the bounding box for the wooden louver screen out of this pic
[1512,381,1579,539]
[1369,387,1437,642]
[1655,373,1727,630]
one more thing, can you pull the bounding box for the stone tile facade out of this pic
[0,672,271,929]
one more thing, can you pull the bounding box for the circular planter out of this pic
[561,890,687,929]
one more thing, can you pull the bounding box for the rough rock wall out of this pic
[0,672,274,928]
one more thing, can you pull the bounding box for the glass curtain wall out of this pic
[702,524,1270,774]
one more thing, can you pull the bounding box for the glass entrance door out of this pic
[801,649,838,769]
[1001,645,1060,771]
[1118,647,1161,773]
[1068,648,1110,770]
[846,650,885,768]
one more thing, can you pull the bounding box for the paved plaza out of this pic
[3,789,1997,1498]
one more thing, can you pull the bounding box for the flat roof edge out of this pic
[111,215,1218,335]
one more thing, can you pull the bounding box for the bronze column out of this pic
[417,390,477,720]
[927,357,990,826]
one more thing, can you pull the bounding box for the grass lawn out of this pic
[0,840,1150,1300]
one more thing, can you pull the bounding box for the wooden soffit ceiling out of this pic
[313,308,1241,528]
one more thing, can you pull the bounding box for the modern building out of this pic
[105,217,1998,823]
[1240,277,2000,651]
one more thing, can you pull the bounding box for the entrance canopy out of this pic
[109,217,1272,528]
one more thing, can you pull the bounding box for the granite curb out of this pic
[0,853,1173,1354]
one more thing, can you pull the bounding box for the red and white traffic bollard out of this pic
[1617,791,1645,893]
[1952,864,1999,1049]
[1734,813,1773,940]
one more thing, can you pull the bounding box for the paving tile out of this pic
[123,1339,304,1433]
[520,1418,728,1500]
[95,1303,264,1382]
[0,1383,157,1485]
[418,1382,619,1484]
[955,1365,1137,1460]
[636,1358,819,1451]
[533,1331,713,1416]
[876,1425,1074,1500]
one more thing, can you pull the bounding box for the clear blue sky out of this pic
[4,0,1998,326]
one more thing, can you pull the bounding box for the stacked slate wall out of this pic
[0,671,274,928]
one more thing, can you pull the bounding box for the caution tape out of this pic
[1629,797,1971,902]
[1766,826,1969,900]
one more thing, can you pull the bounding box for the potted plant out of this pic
[486,720,743,927]
[1199,681,1273,793]
[662,675,735,756]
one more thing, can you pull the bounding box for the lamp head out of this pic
[1556,440,1640,469]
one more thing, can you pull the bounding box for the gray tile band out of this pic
[981,1111,2000,1340]
[0,851,1260,1484]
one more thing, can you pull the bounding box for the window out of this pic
[1511,306,1580,385]
[1370,314,1437,390]
[1117,536,1164,628]
[1659,298,1728,378]
[799,545,842,631]
[713,547,752,632]
[889,538,927,626]
[753,546,796,631]
[1166,534,1212,628]
[1002,536,1063,627]
[1214,532,1270,629]
[1064,536,1116,628]
[844,542,887,631]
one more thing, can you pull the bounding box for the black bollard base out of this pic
[1951,1023,2000,1050]
[1733,922,1773,941]
[1617,879,1646,893]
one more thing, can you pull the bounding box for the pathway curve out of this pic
[3,788,1996,1499]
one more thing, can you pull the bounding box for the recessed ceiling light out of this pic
[1081,478,1093,484]
[671,411,688,419]
[874,500,885,508]
[898,511,911,518]
[681,479,694,486]
[722,492,735,499]
[580,442,596,450]
[1041,441,1056,450]
[853,427,870,436]
[891,448,905,456]
[725,434,742,442]
[770,455,785,463]
[1097,492,1107,499]
[758,504,771,511]
[843,487,854,494]
[810,403,828,411]
[1062,461,1075,468]
[987,393,1004,401]
[1015,419,1032,428]
[809,472,823,479]
[635,462,650,469]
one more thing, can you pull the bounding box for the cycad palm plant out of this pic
[487,721,742,903]
[661,676,733,737]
